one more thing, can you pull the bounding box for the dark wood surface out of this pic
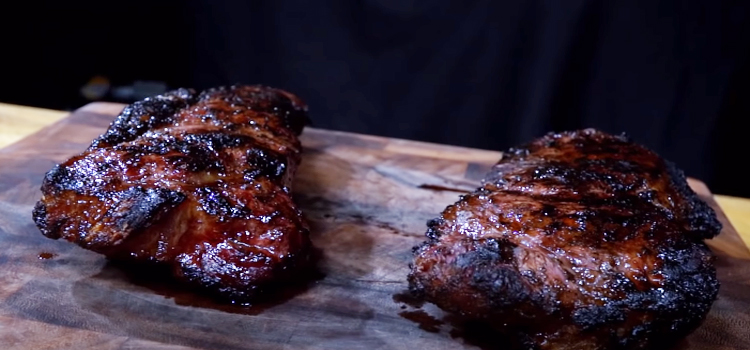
[0,103,748,350]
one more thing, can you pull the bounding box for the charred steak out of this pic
[408,129,721,349]
[33,85,312,301]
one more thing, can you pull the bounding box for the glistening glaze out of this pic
[409,129,721,350]
[34,85,313,302]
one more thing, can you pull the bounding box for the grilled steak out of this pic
[408,129,721,349]
[33,85,312,301]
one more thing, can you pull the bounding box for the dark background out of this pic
[2,1,749,197]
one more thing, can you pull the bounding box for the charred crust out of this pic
[91,85,310,150]
[195,187,250,219]
[471,266,530,309]
[180,132,253,151]
[566,243,719,343]
[425,217,445,240]
[244,148,288,181]
[410,239,433,255]
[31,201,46,232]
[463,240,530,308]
[121,132,255,156]
[475,242,536,311]
[197,85,309,135]
[108,187,186,235]
[41,163,110,195]
[175,243,313,303]
[92,88,196,148]
[664,160,722,238]
[32,201,60,239]
[571,304,627,330]
[42,164,77,193]
[406,280,427,299]
[175,256,263,301]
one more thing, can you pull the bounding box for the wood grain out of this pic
[0,102,748,350]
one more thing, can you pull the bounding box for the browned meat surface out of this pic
[33,85,312,302]
[408,129,721,349]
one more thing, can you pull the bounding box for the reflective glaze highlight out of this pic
[33,85,312,302]
[408,129,721,350]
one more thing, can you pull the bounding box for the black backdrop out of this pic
[2,1,750,197]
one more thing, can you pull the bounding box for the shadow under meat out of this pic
[392,289,525,350]
[393,291,711,350]
[89,250,325,316]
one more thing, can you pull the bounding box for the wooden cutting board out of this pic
[0,102,748,350]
